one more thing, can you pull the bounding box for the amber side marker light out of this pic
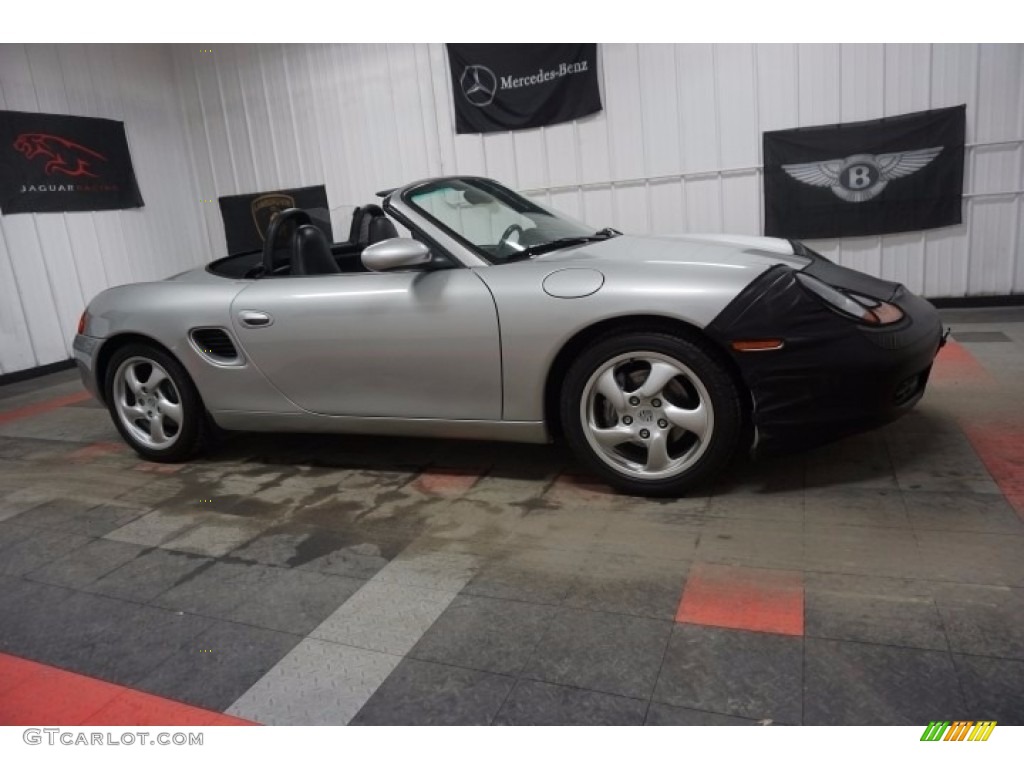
[731,339,785,352]
[77,311,88,335]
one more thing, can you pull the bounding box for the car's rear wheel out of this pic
[560,331,743,496]
[105,343,206,462]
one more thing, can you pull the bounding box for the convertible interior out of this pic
[207,183,559,279]
[207,204,407,279]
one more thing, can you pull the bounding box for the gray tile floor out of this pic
[1,308,1023,725]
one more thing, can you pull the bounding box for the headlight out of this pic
[796,273,904,326]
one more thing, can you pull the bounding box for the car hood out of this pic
[535,233,812,271]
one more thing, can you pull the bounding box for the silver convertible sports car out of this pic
[74,176,945,496]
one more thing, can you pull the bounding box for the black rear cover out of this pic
[763,105,965,239]
[446,44,601,134]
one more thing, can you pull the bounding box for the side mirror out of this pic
[361,237,432,272]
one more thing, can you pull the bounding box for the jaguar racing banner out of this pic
[0,110,144,214]
[218,184,332,255]
[446,44,601,134]
[763,105,966,239]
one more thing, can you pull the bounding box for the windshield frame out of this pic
[399,176,596,266]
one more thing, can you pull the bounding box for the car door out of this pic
[230,268,501,420]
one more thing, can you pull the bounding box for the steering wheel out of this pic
[496,224,525,258]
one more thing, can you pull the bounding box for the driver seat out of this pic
[291,224,340,276]
[349,204,399,246]
[368,215,398,244]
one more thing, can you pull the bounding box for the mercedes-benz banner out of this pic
[446,44,602,134]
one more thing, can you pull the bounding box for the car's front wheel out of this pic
[105,343,206,462]
[560,331,744,496]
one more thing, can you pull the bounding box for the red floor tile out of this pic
[0,390,92,425]
[1007,494,1024,519]
[546,473,617,504]
[413,467,482,496]
[68,441,128,462]
[931,340,1024,519]
[676,563,804,636]
[929,340,995,386]
[0,653,254,726]
[0,654,45,696]
[962,421,1024,520]
[0,666,123,725]
[132,462,183,474]
[88,692,253,726]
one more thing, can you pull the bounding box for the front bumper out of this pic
[72,333,104,403]
[706,263,944,454]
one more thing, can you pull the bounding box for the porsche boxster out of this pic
[74,176,945,496]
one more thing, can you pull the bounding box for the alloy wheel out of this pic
[112,356,184,450]
[580,351,715,480]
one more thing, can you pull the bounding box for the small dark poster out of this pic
[218,185,332,255]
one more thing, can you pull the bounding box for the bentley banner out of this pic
[0,110,144,214]
[218,184,332,255]
[446,43,601,134]
[763,105,966,239]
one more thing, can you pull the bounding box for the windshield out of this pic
[404,178,601,264]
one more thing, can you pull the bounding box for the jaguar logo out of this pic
[782,147,943,203]
[13,133,107,178]
[460,65,498,108]
[251,193,296,241]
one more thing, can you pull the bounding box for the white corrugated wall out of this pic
[2,44,1022,376]
[0,44,207,376]
[172,43,1024,299]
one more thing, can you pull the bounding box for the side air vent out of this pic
[190,328,241,365]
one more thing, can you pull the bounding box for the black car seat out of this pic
[291,223,340,276]
[348,204,398,246]
[368,216,398,244]
[348,206,370,244]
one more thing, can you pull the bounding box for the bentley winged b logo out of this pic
[782,147,943,203]
[460,65,498,108]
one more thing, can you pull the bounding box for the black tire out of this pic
[560,331,744,496]
[104,342,208,462]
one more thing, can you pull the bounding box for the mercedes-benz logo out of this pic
[460,65,497,108]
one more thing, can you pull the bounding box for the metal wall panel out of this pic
[716,45,759,170]
[648,180,684,235]
[756,44,799,134]
[677,44,719,174]
[0,44,206,374]
[638,45,681,177]
[841,44,884,122]
[969,199,1018,293]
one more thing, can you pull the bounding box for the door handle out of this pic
[239,310,273,328]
